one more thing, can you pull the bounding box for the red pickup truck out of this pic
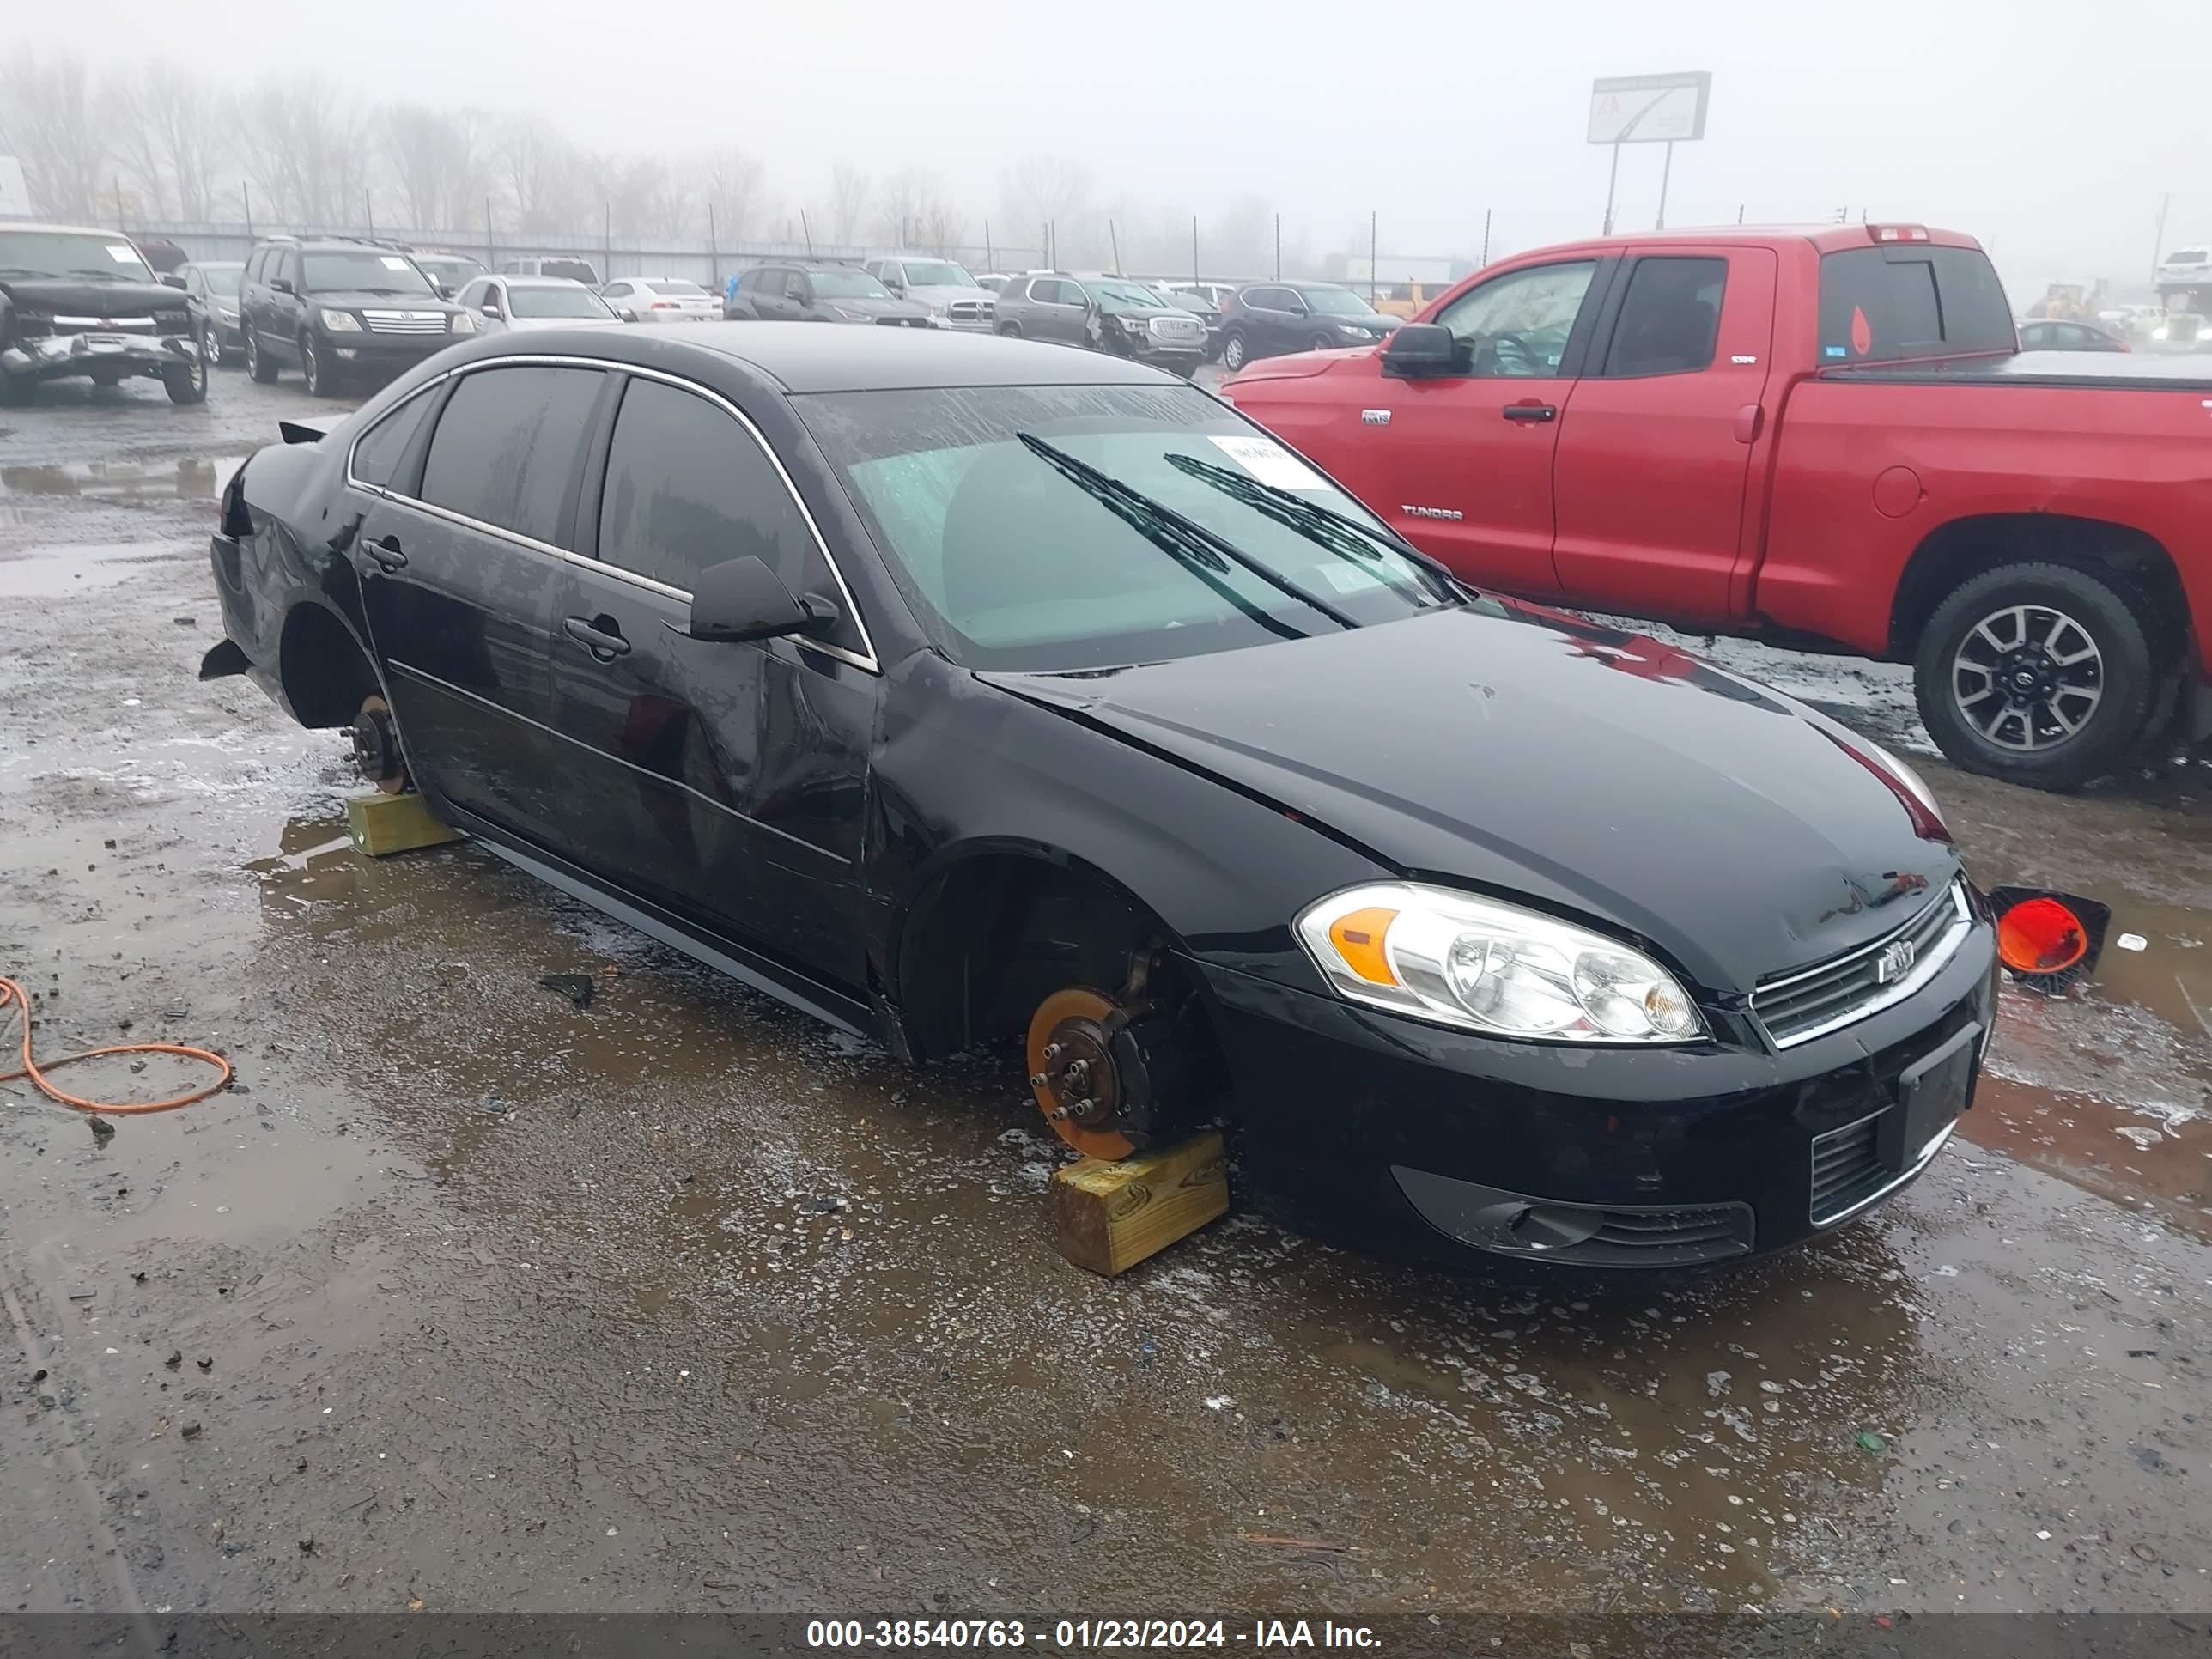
[1222,224,2212,791]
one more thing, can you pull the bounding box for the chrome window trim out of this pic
[1753,881,1972,1050]
[340,352,881,675]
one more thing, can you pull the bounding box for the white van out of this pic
[498,255,601,286]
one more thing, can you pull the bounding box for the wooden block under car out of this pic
[345,791,463,858]
[1051,1131,1229,1277]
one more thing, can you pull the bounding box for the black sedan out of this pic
[2018,318,2128,352]
[1216,281,1399,371]
[201,324,1997,1273]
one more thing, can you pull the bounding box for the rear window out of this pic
[2167,248,2209,264]
[1817,246,2014,364]
[420,366,604,545]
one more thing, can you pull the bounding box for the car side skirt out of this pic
[466,826,881,1043]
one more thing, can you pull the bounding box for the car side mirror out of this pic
[685,556,836,644]
[159,273,186,289]
[481,303,501,318]
[270,277,294,295]
[1382,322,1465,379]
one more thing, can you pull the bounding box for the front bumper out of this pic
[3,330,200,381]
[321,331,458,374]
[1195,913,2001,1272]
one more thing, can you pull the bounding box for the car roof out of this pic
[184,259,244,270]
[0,221,142,238]
[473,320,1177,393]
[501,274,589,286]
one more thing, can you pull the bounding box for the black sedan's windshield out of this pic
[301,250,436,295]
[798,384,1453,672]
[0,229,156,284]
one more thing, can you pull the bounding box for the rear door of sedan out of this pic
[351,362,607,846]
[543,367,881,996]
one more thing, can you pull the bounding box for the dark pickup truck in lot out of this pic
[0,222,207,404]
[1224,224,2212,791]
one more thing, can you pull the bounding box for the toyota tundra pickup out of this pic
[1221,223,2212,791]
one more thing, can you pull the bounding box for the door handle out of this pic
[365,534,407,571]
[563,616,631,659]
[1502,402,1557,422]
[1733,403,1765,444]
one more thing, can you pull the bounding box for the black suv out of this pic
[1215,282,1398,371]
[238,236,472,397]
[722,262,929,326]
[0,222,207,405]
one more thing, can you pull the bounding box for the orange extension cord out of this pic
[0,976,233,1115]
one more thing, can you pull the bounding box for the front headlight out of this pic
[927,300,950,317]
[1297,883,1705,1042]
[319,309,362,332]
[1336,322,1369,337]
[449,310,477,333]
[836,307,871,321]
[1119,313,1152,331]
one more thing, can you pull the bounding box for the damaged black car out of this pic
[0,222,208,404]
[200,323,1999,1272]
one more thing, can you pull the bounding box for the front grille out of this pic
[948,300,993,323]
[1808,1113,1887,1223]
[1752,882,1970,1048]
[155,313,194,334]
[361,310,448,335]
[874,315,928,327]
[54,315,155,334]
[1150,316,1203,343]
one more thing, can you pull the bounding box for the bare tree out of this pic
[0,55,108,222]
[826,161,872,246]
[874,166,965,254]
[383,103,489,231]
[1000,155,1092,257]
[243,77,365,228]
[608,156,689,241]
[702,148,769,246]
[495,115,580,234]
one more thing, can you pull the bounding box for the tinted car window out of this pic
[1602,257,1727,376]
[1817,245,2014,363]
[420,367,604,545]
[350,389,439,490]
[1435,260,1598,377]
[596,378,839,623]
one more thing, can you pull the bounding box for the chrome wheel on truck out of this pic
[1914,561,2170,790]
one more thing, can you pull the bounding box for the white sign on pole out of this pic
[1587,72,1711,145]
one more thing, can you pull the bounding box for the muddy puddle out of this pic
[213,817,2197,1613]
[0,455,241,502]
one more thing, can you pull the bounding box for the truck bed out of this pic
[1828,349,2212,391]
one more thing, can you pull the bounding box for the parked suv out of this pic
[723,263,929,326]
[993,273,1206,374]
[176,259,246,367]
[499,255,600,285]
[0,222,207,404]
[240,237,471,397]
[865,256,997,331]
[1215,282,1398,372]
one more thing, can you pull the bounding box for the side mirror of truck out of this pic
[1382,323,1464,380]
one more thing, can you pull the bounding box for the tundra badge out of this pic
[1402,504,1462,521]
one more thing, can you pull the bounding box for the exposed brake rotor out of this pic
[350,694,407,795]
[1026,961,1196,1161]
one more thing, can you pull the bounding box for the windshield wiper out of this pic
[66,268,133,283]
[1015,433,1360,632]
[1163,452,1466,605]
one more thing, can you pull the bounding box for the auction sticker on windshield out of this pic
[380,256,412,270]
[1207,434,1328,492]
[106,245,138,263]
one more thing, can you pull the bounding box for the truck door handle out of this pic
[563,616,631,659]
[1733,403,1765,444]
[365,534,407,571]
[1502,401,1557,422]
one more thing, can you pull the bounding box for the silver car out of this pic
[866,256,997,331]
[453,275,620,335]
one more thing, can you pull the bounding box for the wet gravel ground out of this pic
[2,368,2208,1623]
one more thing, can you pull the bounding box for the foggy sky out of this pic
[49,0,2203,289]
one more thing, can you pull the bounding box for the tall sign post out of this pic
[1588,71,1711,234]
